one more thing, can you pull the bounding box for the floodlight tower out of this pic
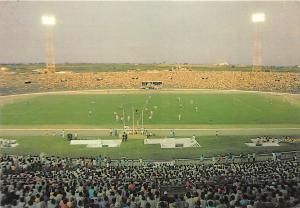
[42,15,56,73]
[251,13,265,72]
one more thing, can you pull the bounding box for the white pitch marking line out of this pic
[1,128,300,131]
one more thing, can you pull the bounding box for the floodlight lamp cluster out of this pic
[42,15,56,26]
[252,13,265,23]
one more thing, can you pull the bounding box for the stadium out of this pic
[0,2,300,208]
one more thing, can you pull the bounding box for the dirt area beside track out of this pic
[1,127,300,137]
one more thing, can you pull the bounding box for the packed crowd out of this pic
[1,154,299,208]
[1,70,299,95]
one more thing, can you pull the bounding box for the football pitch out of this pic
[1,90,300,128]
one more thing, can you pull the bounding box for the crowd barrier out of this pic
[2,150,299,167]
[80,150,300,167]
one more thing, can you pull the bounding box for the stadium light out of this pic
[252,13,265,23]
[41,15,56,26]
[251,13,265,72]
[42,15,56,73]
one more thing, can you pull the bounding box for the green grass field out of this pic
[1,92,300,128]
[1,135,299,159]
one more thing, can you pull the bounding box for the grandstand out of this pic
[1,70,300,95]
[1,153,300,208]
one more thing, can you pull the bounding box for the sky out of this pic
[0,1,299,66]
